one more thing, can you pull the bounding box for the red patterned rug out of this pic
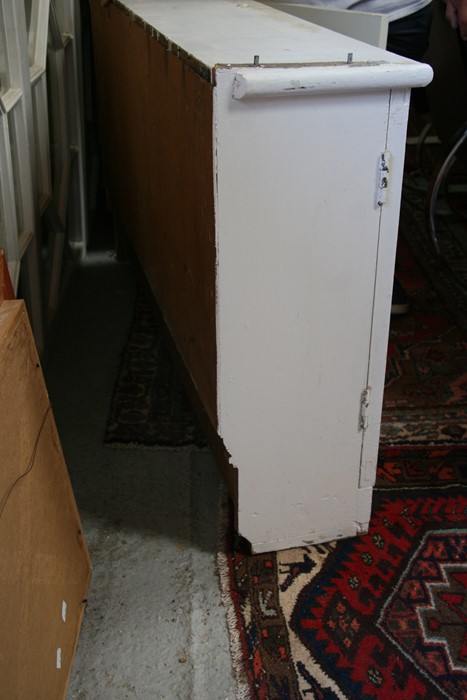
[103,181,467,697]
[220,473,466,700]
[220,192,467,700]
[381,199,467,448]
[104,292,208,450]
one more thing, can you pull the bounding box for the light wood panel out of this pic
[0,300,91,698]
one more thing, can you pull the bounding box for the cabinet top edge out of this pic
[106,0,429,86]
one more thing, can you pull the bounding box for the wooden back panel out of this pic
[90,2,218,425]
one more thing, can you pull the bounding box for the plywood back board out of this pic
[0,301,91,699]
[90,2,217,425]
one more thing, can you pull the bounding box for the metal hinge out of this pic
[377,150,391,206]
[359,386,371,431]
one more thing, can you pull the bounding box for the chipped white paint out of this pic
[232,62,432,100]
[377,150,391,206]
[359,387,372,431]
[116,0,432,552]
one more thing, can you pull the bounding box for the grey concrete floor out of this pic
[43,252,236,700]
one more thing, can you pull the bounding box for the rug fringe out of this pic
[217,488,252,700]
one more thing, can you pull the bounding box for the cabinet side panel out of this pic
[90,2,217,424]
[215,71,397,550]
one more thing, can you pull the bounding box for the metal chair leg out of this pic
[428,120,467,255]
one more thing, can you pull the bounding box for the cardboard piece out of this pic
[0,300,91,699]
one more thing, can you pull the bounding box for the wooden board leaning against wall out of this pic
[0,250,91,698]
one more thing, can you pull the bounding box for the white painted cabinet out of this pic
[90,0,432,552]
